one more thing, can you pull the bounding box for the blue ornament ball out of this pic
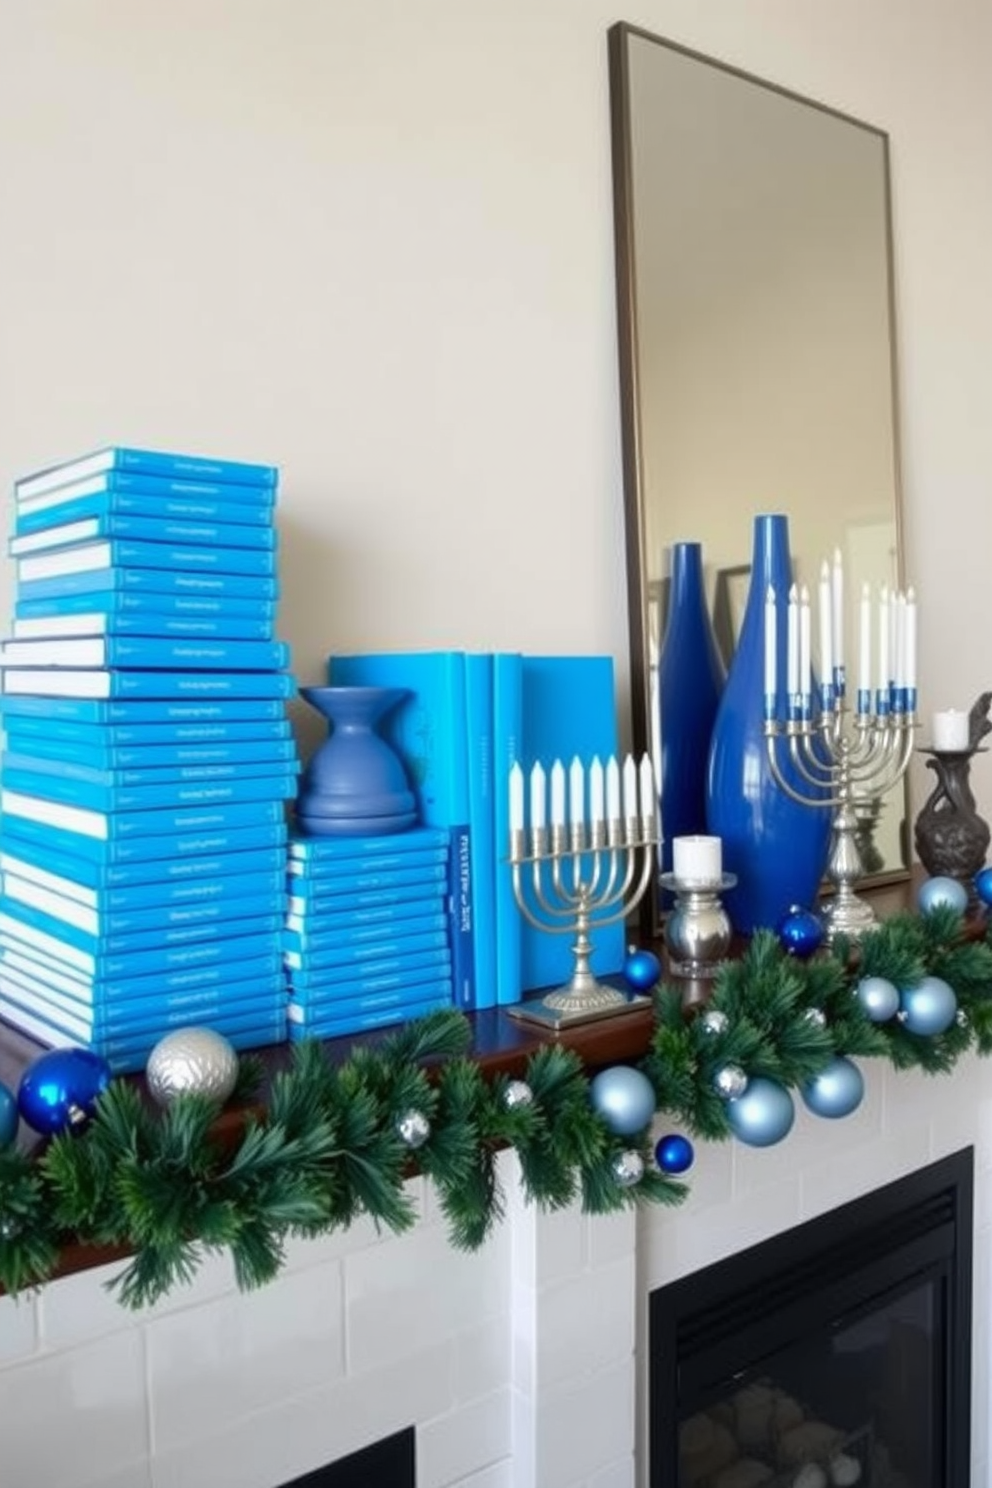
[900,976,958,1037]
[17,1047,111,1136]
[725,1077,795,1148]
[776,904,825,959]
[801,1057,865,1119]
[589,1065,657,1137]
[0,1081,18,1147]
[655,1132,695,1175]
[917,876,968,916]
[623,948,662,993]
[856,975,900,1023]
[975,866,992,907]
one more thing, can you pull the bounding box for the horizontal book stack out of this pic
[283,827,455,1041]
[0,444,298,1071]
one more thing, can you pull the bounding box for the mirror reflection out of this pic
[609,23,908,934]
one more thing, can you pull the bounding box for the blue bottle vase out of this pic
[657,541,725,878]
[705,514,832,933]
[296,685,418,836]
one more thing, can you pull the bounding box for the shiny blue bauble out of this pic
[917,876,969,916]
[974,866,992,907]
[900,976,958,1037]
[801,1057,865,1119]
[0,1081,18,1147]
[17,1047,111,1135]
[623,948,662,993]
[655,1132,695,1175]
[856,975,901,1023]
[589,1065,657,1136]
[725,1077,795,1148]
[776,905,825,959]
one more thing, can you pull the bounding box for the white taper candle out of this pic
[877,584,890,697]
[818,560,833,686]
[606,755,621,820]
[622,753,638,822]
[509,762,524,834]
[550,760,566,827]
[831,547,844,674]
[799,584,812,704]
[569,756,585,826]
[588,756,604,827]
[529,761,546,831]
[764,585,777,704]
[787,583,800,699]
[905,586,917,690]
[858,582,872,700]
[638,753,655,832]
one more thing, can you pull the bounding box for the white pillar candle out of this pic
[529,761,546,831]
[605,755,621,820]
[568,756,585,826]
[818,561,833,688]
[831,547,844,676]
[622,754,638,822]
[550,760,566,826]
[673,834,723,887]
[509,762,524,834]
[638,753,655,832]
[787,583,800,700]
[764,585,777,705]
[932,709,969,752]
[588,756,604,827]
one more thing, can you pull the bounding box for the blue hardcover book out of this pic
[287,864,449,900]
[283,927,450,974]
[286,885,447,922]
[15,588,277,623]
[0,788,289,844]
[288,826,450,861]
[17,568,279,606]
[2,751,300,791]
[0,670,296,703]
[0,814,288,869]
[285,946,451,991]
[4,737,299,773]
[0,941,284,1001]
[328,651,475,1010]
[0,915,285,980]
[1,851,285,911]
[15,447,279,501]
[10,513,276,557]
[0,897,285,959]
[14,485,275,532]
[11,611,276,642]
[0,971,284,1039]
[17,538,277,586]
[1,767,298,816]
[1,870,286,933]
[464,652,496,1009]
[284,994,452,1043]
[492,652,524,1006]
[287,848,448,883]
[282,910,447,954]
[0,635,289,671]
[0,716,291,749]
[287,977,453,1018]
[0,694,289,725]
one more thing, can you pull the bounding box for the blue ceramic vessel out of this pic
[705,514,831,934]
[297,685,417,836]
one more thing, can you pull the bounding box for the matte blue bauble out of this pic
[589,1066,657,1136]
[0,1081,18,1147]
[856,975,900,1023]
[917,876,968,916]
[776,905,825,958]
[623,948,662,993]
[975,866,992,907]
[726,1077,795,1148]
[900,976,957,1037]
[655,1132,695,1175]
[17,1048,111,1135]
[801,1057,865,1119]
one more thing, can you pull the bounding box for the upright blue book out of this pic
[15,447,279,501]
[464,652,496,1008]
[492,652,524,1006]
[328,651,475,1010]
[14,486,276,533]
[0,635,289,671]
[0,669,296,702]
[0,694,290,725]
[17,537,277,584]
[10,513,276,556]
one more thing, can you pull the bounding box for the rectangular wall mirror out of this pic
[608,22,909,939]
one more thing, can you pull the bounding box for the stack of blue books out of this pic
[0,444,298,1071]
[283,827,456,1041]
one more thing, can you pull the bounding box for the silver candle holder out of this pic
[507,754,659,1030]
[660,870,736,978]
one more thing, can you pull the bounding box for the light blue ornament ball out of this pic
[725,1077,795,1148]
[801,1057,865,1119]
[655,1132,695,1175]
[0,1081,18,1147]
[900,976,958,1037]
[589,1065,657,1136]
[917,876,968,916]
[776,905,825,959]
[975,866,992,907]
[623,948,662,993]
[856,975,900,1023]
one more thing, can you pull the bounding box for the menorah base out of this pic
[819,891,878,942]
[507,980,652,1031]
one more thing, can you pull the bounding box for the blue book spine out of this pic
[11,512,276,556]
[0,915,285,979]
[18,537,278,582]
[1,670,296,702]
[1,790,290,845]
[492,652,524,1006]
[283,910,447,954]
[287,863,449,898]
[15,588,276,622]
[287,977,453,1018]
[12,611,276,642]
[0,635,290,670]
[3,751,300,789]
[285,994,452,1043]
[0,972,283,1037]
[15,487,275,533]
[0,942,284,1000]
[2,767,298,815]
[284,928,450,973]
[0,897,285,957]
[2,873,286,933]
[0,694,289,725]
[98,1021,285,1075]
[0,814,288,868]
[285,946,451,991]
[1,851,285,910]
[15,447,279,499]
[286,887,447,922]
[328,651,475,1009]
[4,737,299,772]
[465,652,496,1009]
[16,566,279,603]
[288,826,450,860]
[0,716,291,748]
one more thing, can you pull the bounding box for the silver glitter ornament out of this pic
[611,1149,645,1188]
[503,1080,534,1111]
[396,1109,431,1149]
[0,1214,20,1241]
[957,1008,970,1028]
[146,1027,239,1108]
[713,1064,748,1100]
[803,1008,827,1029]
[700,1009,729,1036]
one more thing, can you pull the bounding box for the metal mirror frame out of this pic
[607,21,910,941]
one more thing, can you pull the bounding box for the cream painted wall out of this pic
[1,1,990,800]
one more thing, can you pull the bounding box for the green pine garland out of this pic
[2,904,991,1311]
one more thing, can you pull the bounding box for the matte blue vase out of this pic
[705,514,831,934]
[658,541,725,877]
[297,686,418,836]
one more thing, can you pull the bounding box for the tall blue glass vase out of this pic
[658,541,725,878]
[706,514,831,934]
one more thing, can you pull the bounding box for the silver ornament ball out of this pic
[700,1009,729,1036]
[713,1064,748,1101]
[503,1080,534,1111]
[803,1007,827,1029]
[396,1109,431,1149]
[146,1027,239,1108]
[611,1149,645,1188]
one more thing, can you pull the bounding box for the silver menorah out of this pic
[764,575,917,941]
[506,754,659,1029]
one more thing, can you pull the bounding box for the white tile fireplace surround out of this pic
[1,1053,990,1488]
